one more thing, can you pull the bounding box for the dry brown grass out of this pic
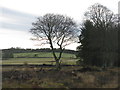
[2,66,119,88]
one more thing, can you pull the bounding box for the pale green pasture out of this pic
[2,58,78,65]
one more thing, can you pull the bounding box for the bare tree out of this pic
[82,3,117,67]
[84,3,114,28]
[30,13,78,70]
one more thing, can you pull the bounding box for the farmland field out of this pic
[2,52,78,65]
[14,52,76,58]
[2,52,119,88]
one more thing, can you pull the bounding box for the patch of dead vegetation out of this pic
[2,66,119,88]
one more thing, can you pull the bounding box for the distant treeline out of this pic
[2,47,77,54]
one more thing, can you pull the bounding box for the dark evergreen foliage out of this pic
[2,50,13,60]
[77,3,119,67]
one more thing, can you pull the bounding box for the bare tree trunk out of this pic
[49,38,61,70]
[56,59,61,70]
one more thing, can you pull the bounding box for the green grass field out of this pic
[2,52,78,65]
[14,52,76,58]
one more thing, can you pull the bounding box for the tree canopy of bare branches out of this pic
[84,3,114,28]
[30,13,78,70]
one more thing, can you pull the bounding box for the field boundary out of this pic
[2,64,80,67]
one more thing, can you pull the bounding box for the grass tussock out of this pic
[2,66,119,88]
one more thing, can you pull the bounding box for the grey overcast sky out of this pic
[0,0,120,50]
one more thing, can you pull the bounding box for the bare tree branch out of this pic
[30,13,78,70]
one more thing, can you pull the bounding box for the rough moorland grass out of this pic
[2,66,119,88]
